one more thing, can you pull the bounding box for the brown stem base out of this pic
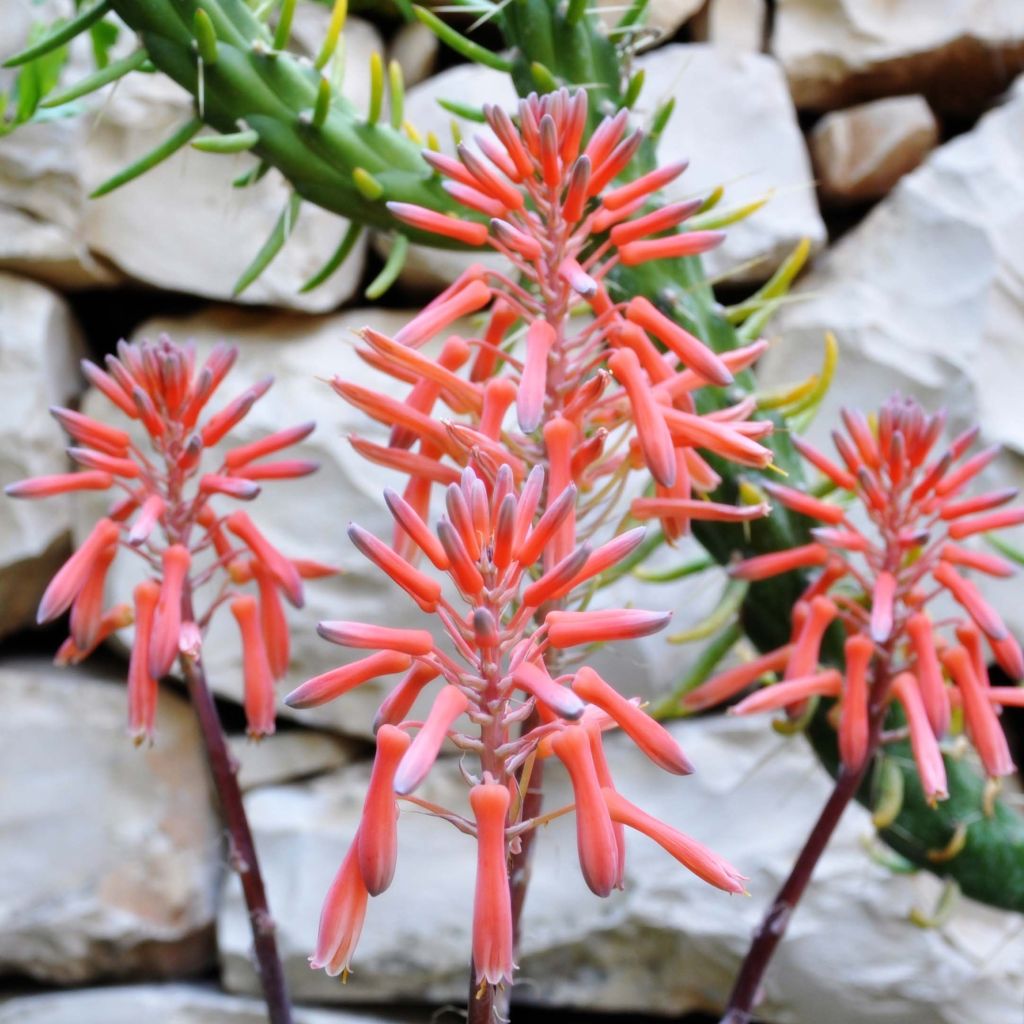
[180,652,293,1024]
[718,761,869,1024]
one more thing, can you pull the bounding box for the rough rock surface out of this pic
[0,2,119,288]
[692,0,768,53]
[230,730,357,792]
[596,0,705,43]
[219,715,1024,1022]
[0,271,83,639]
[773,0,1024,113]
[388,21,439,88]
[0,659,220,983]
[638,44,824,282]
[403,47,824,286]
[1,9,379,310]
[810,95,939,203]
[0,984,420,1024]
[79,305,726,738]
[760,78,1024,635]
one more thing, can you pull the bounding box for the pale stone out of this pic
[230,730,357,792]
[0,271,84,639]
[0,3,120,288]
[388,21,439,88]
[0,8,380,311]
[219,715,1024,1021]
[0,984,420,1024]
[401,48,824,287]
[78,304,727,738]
[637,44,825,283]
[811,95,939,203]
[773,0,1024,113]
[79,19,381,313]
[0,659,220,983]
[691,0,768,53]
[758,78,1024,639]
[596,0,706,44]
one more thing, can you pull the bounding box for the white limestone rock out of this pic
[0,271,84,639]
[810,95,940,203]
[218,715,1024,1022]
[0,984,421,1024]
[637,44,825,283]
[691,0,768,53]
[388,20,439,88]
[0,2,119,288]
[596,0,705,44]
[773,0,1024,113]
[230,730,358,792]
[0,659,221,983]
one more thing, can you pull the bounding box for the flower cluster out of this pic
[297,87,764,991]
[340,86,773,553]
[6,335,326,740]
[685,395,1024,801]
[290,464,746,984]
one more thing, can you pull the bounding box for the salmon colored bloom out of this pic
[296,465,740,985]
[689,395,1022,794]
[6,335,323,739]
[324,88,773,555]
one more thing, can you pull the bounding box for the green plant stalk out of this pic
[104,0,457,238]
[27,0,1023,909]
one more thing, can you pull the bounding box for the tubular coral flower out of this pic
[602,788,746,894]
[839,635,872,772]
[691,394,1022,803]
[357,726,412,895]
[393,685,470,795]
[571,667,693,774]
[128,581,160,744]
[231,595,276,739]
[892,672,948,803]
[7,334,320,740]
[552,726,621,897]
[310,843,369,979]
[149,544,191,678]
[471,783,515,987]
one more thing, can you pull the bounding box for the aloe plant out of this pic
[6,0,1023,914]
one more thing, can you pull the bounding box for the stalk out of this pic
[719,653,895,1024]
[180,585,293,1024]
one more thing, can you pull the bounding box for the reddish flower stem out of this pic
[180,586,293,1024]
[719,658,893,1024]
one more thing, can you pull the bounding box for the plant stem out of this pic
[719,660,892,1024]
[718,759,869,1024]
[179,593,293,1024]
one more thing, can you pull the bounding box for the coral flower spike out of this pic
[335,86,773,549]
[7,334,323,739]
[7,333,328,1024]
[689,394,1023,791]
[298,85,759,1012]
[686,395,1024,1024]
[293,462,745,994]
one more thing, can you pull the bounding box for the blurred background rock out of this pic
[1,2,1023,1022]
